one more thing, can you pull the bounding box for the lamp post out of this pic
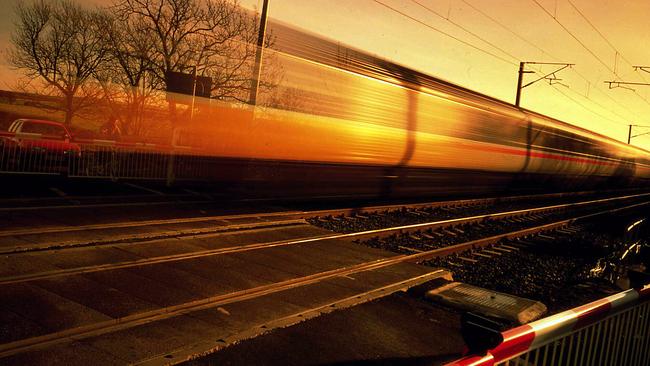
[248,0,270,106]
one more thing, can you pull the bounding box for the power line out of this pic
[460,0,553,61]
[410,0,520,64]
[531,0,616,76]
[408,0,632,124]
[566,0,643,77]
[377,0,560,110]
[460,0,634,122]
[550,84,625,128]
[371,0,517,66]
[565,69,634,122]
[568,71,634,121]
[373,0,637,130]
[565,0,650,109]
[532,0,650,109]
[564,87,631,126]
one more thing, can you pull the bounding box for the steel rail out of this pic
[0,188,637,234]
[0,188,644,249]
[0,196,217,212]
[0,192,197,205]
[0,261,447,359]
[1,198,647,359]
[0,219,309,255]
[137,270,451,365]
[2,192,648,285]
[0,210,303,238]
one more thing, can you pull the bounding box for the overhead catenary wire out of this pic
[551,84,629,128]
[461,0,635,122]
[565,0,650,109]
[531,0,618,76]
[373,0,639,133]
[566,0,647,81]
[410,0,520,64]
[531,0,650,109]
[408,0,570,113]
[460,0,553,61]
[371,0,517,66]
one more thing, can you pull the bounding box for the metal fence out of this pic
[69,141,172,180]
[0,135,73,175]
[498,300,650,366]
[0,135,224,183]
[448,286,650,366]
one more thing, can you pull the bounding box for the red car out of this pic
[0,119,81,173]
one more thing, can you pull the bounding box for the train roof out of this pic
[270,21,650,156]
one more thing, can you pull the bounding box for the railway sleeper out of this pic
[458,256,478,263]
[510,240,534,248]
[537,234,556,240]
[398,245,423,253]
[443,229,457,236]
[499,244,520,251]
[432,230,446,237]
[491,246,513,253]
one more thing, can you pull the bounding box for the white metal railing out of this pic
[69,141,171,180]
[448,285,650,366]
[0,134,223,183]
[0,134,75,175]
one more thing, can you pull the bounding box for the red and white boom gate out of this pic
[447,284,650,366]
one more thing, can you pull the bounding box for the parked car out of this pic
[0,119,81,173]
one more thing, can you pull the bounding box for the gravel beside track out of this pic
[347,206,602,255]
[426,226,623,313]
[307,194,630,234]
[335,197,649,316]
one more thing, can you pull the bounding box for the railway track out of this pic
[0,192,205,210]
[2,189,647,253]
[2,191,648,287]
[0,187,629,210]
[1,190,649,364]
[2,192,648,289]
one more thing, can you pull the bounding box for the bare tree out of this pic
[10,0,109,126]
[111,0,277,103]
[94,10,159,136]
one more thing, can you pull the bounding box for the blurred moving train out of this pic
[171,23,650,199]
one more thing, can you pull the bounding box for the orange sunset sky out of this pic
[1,0,650,149]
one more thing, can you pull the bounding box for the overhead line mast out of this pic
[515,62,574,107]
[603,66,650,145]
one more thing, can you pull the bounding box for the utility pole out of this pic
[627,124,650,144]
[515,61,574,107]
[604,67,650,146]
[248,0,270,106]
[628,124,633,144]
[515,62,530,107]
[190,66,197,122]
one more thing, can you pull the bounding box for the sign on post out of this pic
[165,71,212,98]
